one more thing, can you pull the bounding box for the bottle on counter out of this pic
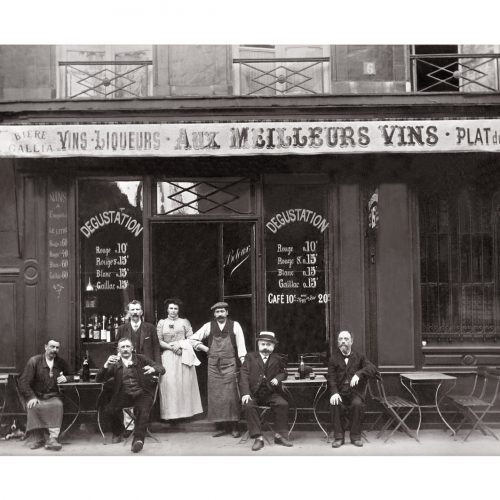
[105,316,111,343]
[298,355,306,379]
[113,316,119,341]
[86,322,93,342]
[100,315,107,342]
[82,353,90,382]
[93,317,100,341]
[80,322,86,341]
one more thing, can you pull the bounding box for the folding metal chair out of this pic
[370,373,420,443]
[446,367,488,432]
[123,379,160,445]
[450,368,500,442]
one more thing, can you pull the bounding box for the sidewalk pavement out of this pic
[1,428,500,455]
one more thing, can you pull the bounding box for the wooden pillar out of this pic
[376,183,417,370]
[336,183,366,352]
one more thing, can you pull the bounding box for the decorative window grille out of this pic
[156,178,253,215]
[420,190,500,343]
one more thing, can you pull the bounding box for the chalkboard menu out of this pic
[264,183,330,360]
[79,180,143,343]
[48,189,69,297]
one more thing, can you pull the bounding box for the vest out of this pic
[207,319,238,355]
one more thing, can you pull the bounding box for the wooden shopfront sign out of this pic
[2,118,500,157]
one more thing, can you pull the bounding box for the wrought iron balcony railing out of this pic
[233,57,330,96]
[59,60,153,99]
[410,53,500,93]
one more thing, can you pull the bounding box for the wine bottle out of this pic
[298,355,306,379]
[100,315,107,341]
[82,353,90,382]
[80,322,86,341]
[113,316,119,341]
[87,322,93,342]
[93,317,100,341]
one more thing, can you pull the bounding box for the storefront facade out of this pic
[1,45,500,412]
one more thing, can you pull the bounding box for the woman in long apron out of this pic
[157,299,203,420]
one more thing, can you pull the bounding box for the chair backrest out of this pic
[480,369,500,405]
[372,374,390,404]
[470,366,489,399]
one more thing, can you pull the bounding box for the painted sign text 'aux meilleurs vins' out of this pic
[2,119,500,157]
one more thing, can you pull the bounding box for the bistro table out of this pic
[282,374,328,440]
[59,379,106,443]
[400,372,457,439]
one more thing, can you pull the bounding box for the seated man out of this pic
[239,331,293,451]
[328,330,378,448]
[96,337,165,453]
[18,339,71,451]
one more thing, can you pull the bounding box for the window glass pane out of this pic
[420,190,498,343]
[79,180,143,346]
[156,179,253,215]
[264,183,329,361]
[223,223,252,297]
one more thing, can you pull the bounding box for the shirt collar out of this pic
[121,355,135,367]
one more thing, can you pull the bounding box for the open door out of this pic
[152,221,255,411]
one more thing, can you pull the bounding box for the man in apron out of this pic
[192,301,247,438]
[18,339,72,451]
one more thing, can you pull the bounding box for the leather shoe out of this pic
[252,438,264,451]
[111,435,123,444]
[123,430,132,439]
[351,439,363,447]
[332,439,344,448]
[30,440,45,450]
[131,439,144,453]
[44,437,62,451]
[274,435,293,447]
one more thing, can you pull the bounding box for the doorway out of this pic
[151,221,256,410]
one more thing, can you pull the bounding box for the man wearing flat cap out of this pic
[239,331,292,451]
[191,301,247,437]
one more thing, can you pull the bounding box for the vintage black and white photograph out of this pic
[0,3,499,498]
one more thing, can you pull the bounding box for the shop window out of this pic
[264,182,330,361]
[420,189,500,343]
[78,180,144,362]
[57,45,153,99]
[155,178,254,215]
[233,45,331,96]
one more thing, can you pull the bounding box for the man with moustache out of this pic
[191,301,247,438]
[115,300,161,435]
[97,337,165,453]
[118,300,161,363]
[328,330,378,448]
[18,339,72,451]
[239,331,292,451]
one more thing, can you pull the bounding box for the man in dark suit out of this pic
[328,330,378,449]
[96,337,165,453]
[118,300,161,364]
[239,331,293,451]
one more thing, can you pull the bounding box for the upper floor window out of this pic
[411,45,500,93]
[232,45,331,96]
[57,45,153,99]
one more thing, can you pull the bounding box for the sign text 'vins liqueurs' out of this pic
[4,119,500,157]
